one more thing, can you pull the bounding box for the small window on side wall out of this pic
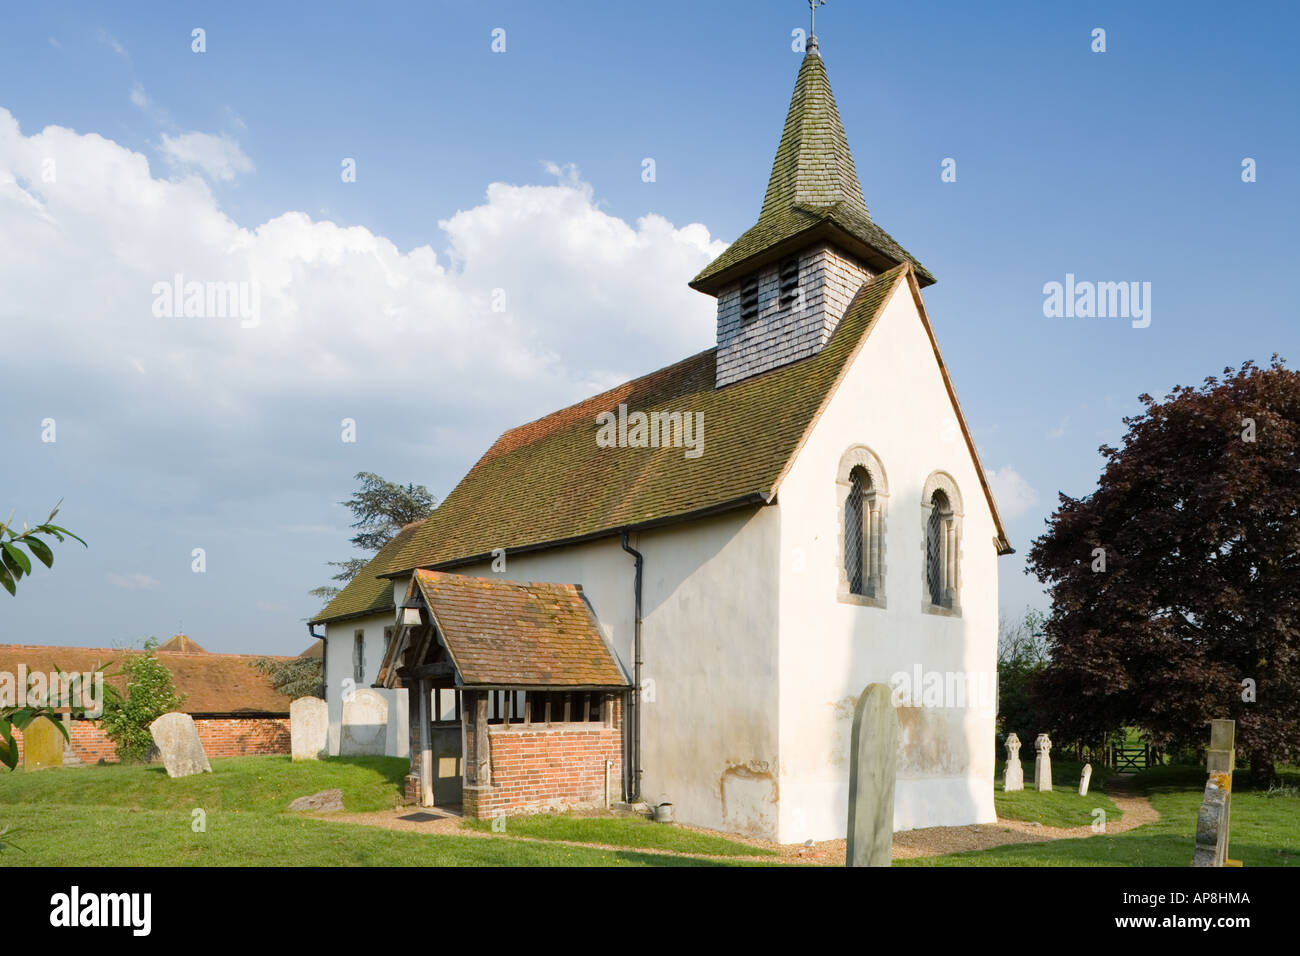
[836,446,888,607]
[921,472,963,615]
[353,630,365,683]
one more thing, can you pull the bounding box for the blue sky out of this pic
[2,1,1297,653]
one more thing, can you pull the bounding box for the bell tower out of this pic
[690,26,935,388]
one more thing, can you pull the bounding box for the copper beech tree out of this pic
[1028,358,1300,783]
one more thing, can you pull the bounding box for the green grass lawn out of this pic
[0,756,765,866]
[993,758,1122,828]
[463,813,776,857]
[0,755,409,814]
[0,804,751,866]
[903,764,1300,867]
[5,754,1297,867]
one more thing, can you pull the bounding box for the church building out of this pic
[309,32,1011,842]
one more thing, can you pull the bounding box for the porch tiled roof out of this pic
[412,570,628,688]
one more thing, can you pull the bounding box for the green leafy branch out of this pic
[0,501,86,596]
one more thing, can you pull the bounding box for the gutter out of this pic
[620,530,644,803]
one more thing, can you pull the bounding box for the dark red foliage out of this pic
[1028,358,1300,770]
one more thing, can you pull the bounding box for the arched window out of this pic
[845,467,868,595]
[921,472,962,614]
[927,490,951,606]
[837,446,888,606]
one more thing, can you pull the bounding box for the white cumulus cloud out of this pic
[0,107,726,507]
[158,130,254,182]
[987,466,1040,520]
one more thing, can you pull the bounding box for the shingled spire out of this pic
[758,40,867,222]
[693,39,934,388]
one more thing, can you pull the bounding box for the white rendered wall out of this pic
[773,277,1000,842]
[454,506,782,838]
[323,607,409,757]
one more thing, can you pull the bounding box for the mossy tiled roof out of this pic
[309,521,424,624]
[314,265,910,624]
[373,264,910,584]
[691,48,934,293]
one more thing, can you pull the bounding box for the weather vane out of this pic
[810,0,826,35]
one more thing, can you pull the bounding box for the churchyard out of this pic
[1,751,1295,867]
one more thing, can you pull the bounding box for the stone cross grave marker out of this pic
[1078,762,1092,796]
[291,696,329,760]
[1003,733,1024,791]
[149,712,212,778]
[22,715,64,771]
[1034,734,1052,791]
[846,682,900,867]
[1192,719,1240,867]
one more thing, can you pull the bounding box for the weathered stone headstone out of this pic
[340,688,389,756]
[148,712,212,778]
[288,788,344,812]
[22,716,64,771]
[1192,719,1238,867]
[1078,762,1092,796]
[846,682,900,868]
[1034,734,1052,791]
[290,696,329,760]
[1003,733,1024,791]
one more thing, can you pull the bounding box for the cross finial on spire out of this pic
[809,0,826,36]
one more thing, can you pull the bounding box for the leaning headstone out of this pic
[1078,762,1092,796]
[22,716,64,771]
[846,683,900,867]
[288,788,344,812]
[1003,733,1024,791]
[1034,734,1053,791]
[148,712,212,778]
[340,688,389,756]
[290,696,329,760]
[1192,719,1238,867]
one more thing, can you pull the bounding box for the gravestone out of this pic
[290,696,329,760]
[1034,734,1052,791]
[288,788,343,812]
[1078,762,1092,796]
[846,683,900,867]
[148,712,212,778]
[1192,719,1239,867]
[1003,733,1024,791]
[340,688,388,756]
[22,716,64,771]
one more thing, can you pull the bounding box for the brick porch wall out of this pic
[463,699,624,819]
[8,716,290,765]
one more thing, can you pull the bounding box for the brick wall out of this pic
[8,715,290,765]
[714,242,874,387]
[463,698,623,819]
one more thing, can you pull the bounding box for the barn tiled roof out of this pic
[0,644,295,715]
[690,45,934,294]
[412,570,629,688]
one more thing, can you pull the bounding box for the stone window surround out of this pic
[352,629,365,683]
[920,470,963,617]
[836,444,888,608]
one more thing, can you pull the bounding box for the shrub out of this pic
[100,638,185,763]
